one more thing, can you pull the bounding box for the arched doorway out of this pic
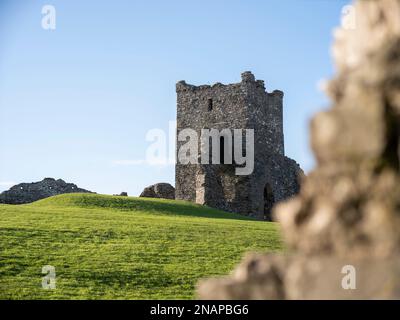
[264,183,275,221]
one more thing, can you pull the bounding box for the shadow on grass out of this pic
[30,194,258,221]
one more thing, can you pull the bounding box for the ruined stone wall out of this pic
[175,72,299,219]
[0,178,93,204]
[243,73,289,217]
[175,78,248,205]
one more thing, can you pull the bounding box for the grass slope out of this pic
[0,193,282,299]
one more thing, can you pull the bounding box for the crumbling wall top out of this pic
[176,71,282,96]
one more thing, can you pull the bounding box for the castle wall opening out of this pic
[264,183,275,221]
[207,98,213,111]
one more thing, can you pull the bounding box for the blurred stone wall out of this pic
[197,0,400,299]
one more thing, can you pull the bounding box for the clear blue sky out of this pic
[0,0,350,195]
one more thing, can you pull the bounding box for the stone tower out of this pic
[175,71,302,220]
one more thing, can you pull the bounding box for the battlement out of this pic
[176,71,282,97]
[269,90,284,98]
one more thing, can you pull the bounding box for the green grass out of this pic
[0,193,282,299]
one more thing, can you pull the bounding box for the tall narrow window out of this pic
[264,183,275,221]
[220,136,225,164]
[207,98,213,111]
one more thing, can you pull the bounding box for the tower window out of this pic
[264,183,275,221]
[207,99,213,111]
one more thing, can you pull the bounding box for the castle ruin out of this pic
[175,71,302,220]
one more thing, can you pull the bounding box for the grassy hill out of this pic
[0,193,282,299]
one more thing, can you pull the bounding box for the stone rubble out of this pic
[0,178,93,204]
[139,183,175,200]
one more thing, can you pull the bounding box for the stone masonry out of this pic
[140,183,175,200]
[175,72,303,220]
[0,178,93,204]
